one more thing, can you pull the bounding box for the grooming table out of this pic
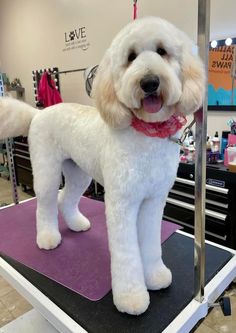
[1,199,236,333]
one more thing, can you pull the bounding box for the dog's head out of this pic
[93,17,205,128]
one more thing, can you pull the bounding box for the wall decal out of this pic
[208,44,236,110]
[63,26,90,52]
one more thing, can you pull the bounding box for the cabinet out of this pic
[164,163,236,249]
[13,137,33,191]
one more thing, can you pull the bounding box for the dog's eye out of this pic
[128,52,137,62]
[156,47,167,56]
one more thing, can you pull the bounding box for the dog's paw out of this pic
[67,213,91,232]
[145,264,172,290]
[113,289,150,315]
[37,229,62,250]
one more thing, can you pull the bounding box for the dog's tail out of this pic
[0,97,37,140]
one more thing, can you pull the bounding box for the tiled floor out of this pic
[0,177,32,207]
[0,176,236,331]
[0,276,33,327]
[195,285,236,332]
[0,176,33,327]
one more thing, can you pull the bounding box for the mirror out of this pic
[208,38,236,110]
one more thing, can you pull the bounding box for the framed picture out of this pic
[208,40,236,111]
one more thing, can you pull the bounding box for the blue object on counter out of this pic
[221,131,230,159]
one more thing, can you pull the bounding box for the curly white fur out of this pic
[0,17,205,315]
[0,97,36,139]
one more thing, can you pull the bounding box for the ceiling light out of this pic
[225,38,232,46]
[211,40,218,48]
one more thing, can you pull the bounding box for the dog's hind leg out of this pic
[58,159,92,232]
[32,150,63,250]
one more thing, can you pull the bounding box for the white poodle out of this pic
[0,17,205,315]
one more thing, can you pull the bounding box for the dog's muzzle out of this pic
[140,75,160,94]
[139,75,163,114]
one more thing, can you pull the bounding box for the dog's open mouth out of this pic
[142,94,163,114]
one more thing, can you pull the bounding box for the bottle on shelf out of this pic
[211,131,220,153]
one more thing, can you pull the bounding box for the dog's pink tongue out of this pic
[142,95,163,113]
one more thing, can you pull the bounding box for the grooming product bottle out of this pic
[227,146,236,173]
[211,131,220,153]
[206,136,211,151]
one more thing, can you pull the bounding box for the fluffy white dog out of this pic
[0,17,205,315]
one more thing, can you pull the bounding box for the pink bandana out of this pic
[131,114,187,138]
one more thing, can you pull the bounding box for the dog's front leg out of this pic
[105,194,150,315]
[138,197,172,290]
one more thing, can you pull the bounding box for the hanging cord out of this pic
[133,0,138,20]
[169,118,196,145]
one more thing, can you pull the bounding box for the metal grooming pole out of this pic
[5,138,19,205]
[194,0,210,302]
[231,47,236,105]
[0,73,19,205]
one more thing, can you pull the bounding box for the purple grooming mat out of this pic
[0,197,181,301]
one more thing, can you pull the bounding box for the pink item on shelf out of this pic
[224,134,236,166]
[228,134,236,145]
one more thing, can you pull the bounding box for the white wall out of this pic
[0,0,198,106]
[210,0,236,40]
[0,0,236,136]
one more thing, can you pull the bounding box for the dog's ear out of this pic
[92,53,132,128]
[177,47,206,115]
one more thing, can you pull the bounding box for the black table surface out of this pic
[0,233,233,333]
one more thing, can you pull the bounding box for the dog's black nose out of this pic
[140,75,160,94]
